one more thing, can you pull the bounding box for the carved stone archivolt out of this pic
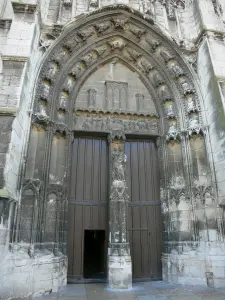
[27,6,213,264]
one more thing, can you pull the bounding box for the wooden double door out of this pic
[68,136,162,281]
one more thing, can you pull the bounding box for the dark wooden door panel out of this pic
[68,137,108,278]
[126,140,162,280]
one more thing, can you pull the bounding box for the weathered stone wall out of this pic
[0,0,225,298]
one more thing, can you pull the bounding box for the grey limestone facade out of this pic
[1,0,225,298]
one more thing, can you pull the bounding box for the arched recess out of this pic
[18,6,217,282]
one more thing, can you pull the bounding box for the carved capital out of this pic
[108,130,126,144]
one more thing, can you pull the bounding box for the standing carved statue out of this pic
[59,93,68,110]
[41,82,50,99]
[158,85,171,101]
[64,76,75,93]
[112,150,127,182]
[186,95,196,112]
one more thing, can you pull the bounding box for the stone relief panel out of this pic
[75,61,157,115]
[73,111,159,135]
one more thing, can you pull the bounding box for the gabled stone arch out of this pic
[19,5,217,287]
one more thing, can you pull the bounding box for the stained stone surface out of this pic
[30,282,225,300]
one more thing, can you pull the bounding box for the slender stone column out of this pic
[107,131,132,289]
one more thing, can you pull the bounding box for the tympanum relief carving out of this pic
[73,110,159,135]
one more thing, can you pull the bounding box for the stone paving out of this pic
[33,282,225,300]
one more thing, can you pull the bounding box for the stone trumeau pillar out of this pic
[107,131,132,289]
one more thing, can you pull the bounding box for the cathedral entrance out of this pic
[68,135,162,282]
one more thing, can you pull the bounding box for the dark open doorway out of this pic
[83,230,106,279]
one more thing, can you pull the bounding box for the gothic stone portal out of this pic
[19,6,220,295]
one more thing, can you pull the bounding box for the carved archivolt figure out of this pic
[151,70,164,87]
[160,48,174,63]
[186,95,196,112]
[170,62,184,78]
[188,113,199,128]
[45,62,58,80]
[41,82,50,100]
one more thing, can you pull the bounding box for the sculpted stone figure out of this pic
[160,48,174,63]
[151,70,164,87]
[186,95,196,112]
[158,85,171,101]
[109,39,125,50]
[64,76,75,93]
[170,62,184,78]
[45,62,58,80]
[41,82,50,100]
[179,77,195,95]
[112,150,127,182]
[94,21,111,34]
[77,27,94,40]
[145,35,161,51]
[89,0,98,8]
[59,92,68,110]
[168,119,177,133]
[128,24,146,38]
[71,64,83,79]
[139,58,154,74]
[188,113,199,128]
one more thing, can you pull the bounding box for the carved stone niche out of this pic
[40,80,51,100]
[164,100,175,118]
[88,89,97,108]
[49,131,67,185]
[136,93,145,111]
